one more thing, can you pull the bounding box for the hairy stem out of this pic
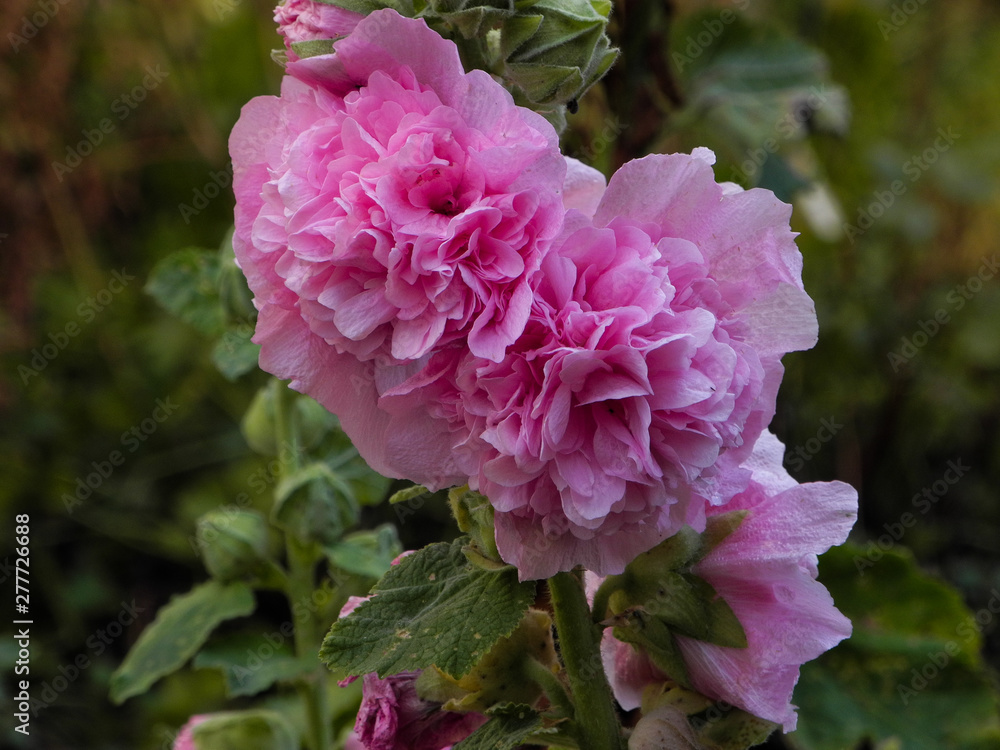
[548,571,624,750]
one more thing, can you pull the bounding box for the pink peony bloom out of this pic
[274,0,363,61]
[602,432,857,731]
[173,714,212,750]
[231,9,564,488]
[452,150,818,579]
[354,671,486,750]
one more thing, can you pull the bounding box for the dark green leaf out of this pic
[193,634,316,698]
[320,538,536,679]
[110,581,255,703]
[145,248,225,336]
[212,332,260,381]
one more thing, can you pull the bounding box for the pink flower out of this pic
[274,0,363,61]
[337,561,485,750]
[354,671,486,750]
[173,715,212,750]
[231,10,564,487]
[602,432,857,731]
[452,150,818,579]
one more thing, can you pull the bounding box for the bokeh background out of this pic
[1,0,999,747]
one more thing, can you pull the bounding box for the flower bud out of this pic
[196,509,273,582]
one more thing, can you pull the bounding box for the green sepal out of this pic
[388,483,430,505]
[290,39,337,59]
[272,462,358,546]
[320,537,536,680]
[448,486,503,569]
[612,609,692,689]
[312,0,415,15]
[323,524,402,579]
[195,509,281,585]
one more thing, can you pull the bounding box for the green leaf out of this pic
[193,634,316,698]
[110,581,255,703]
[145,248,226,336]
[320,538,536,680]
[452,703,543,750]
[212,331,260,381]
[789,545,1000,750]
[324,524,402,579]
[191,710,298,750]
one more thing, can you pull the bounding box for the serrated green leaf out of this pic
[194,633,316,697]
[320,538,536,679]
[145,248,226,335]
[453,703,543,750]
[191,710,297,750]
[110,581,255,703]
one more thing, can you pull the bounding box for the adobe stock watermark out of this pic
[842,126,960,244]
[51,65,170,182]
[887,253,999,372]
[61,397,181,513]
[785,417,843,473]
[896,588,1000,704]
[21,600,145,718]
[19,268,135,386]
[671,0,751,72]
[854,459,970,574]
[179,164,234,224]
[7,0,73,53]
[878,0,928,41]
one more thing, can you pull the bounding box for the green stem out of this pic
[525,657,575,719]
[273,379,332,750]
[548,571,624,750]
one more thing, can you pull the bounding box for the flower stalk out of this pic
[548,571,624,750]
[273,379,332,750]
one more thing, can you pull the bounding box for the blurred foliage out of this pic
[1,0,999,747]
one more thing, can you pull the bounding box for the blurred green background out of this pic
[1,0,999,747]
